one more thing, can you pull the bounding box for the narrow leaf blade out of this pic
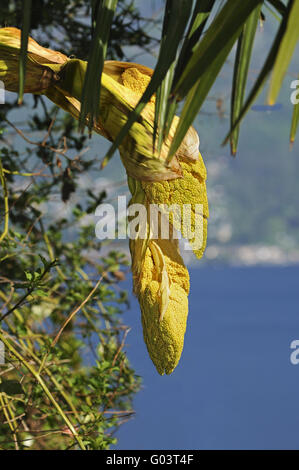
[230,5,261,155]
[79,0,118,131]
[104,0,193,165]
[223,0,298,146]
[266,0,287,16]
[18,0,32,104]
[173,0,216,85]
[167,33,236,163]
[267,0,299,105]
[175,0,263,100]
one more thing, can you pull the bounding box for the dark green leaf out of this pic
[173,0,216,86]
[267,0,299,104]
[266,0,287,16]
[79,0,118,131]
[102,0,193,166]
[174,0,263,100]
[230,5,261,155]
[154,61,175,154]
[223,0,298,146]
[159,0,215,153]
[0,380,24,395]
[167,32,235,163]
[18,0,32,105]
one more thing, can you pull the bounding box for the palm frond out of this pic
[17,0,299,159]
[18,0,32,104]
[223,0,298,146]
[103,0,193,167]
[267,0,299,105]
[166,0,262,162]
[79,0,118,132]
[230,5,261,155]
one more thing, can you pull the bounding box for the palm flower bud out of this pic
[128,179,190,375]
[0,27,209,374]
[133,237,190,375]
[122,64,209,374]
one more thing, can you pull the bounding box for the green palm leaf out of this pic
[174,0,263,100]
[173,0,216,86]
[167,32,235,164]
[223,0,297,146]
[79,0,118,132]
[103,0,193,167]
[230,6,261,155]
[166,0,262,163]
[267,0,299,104]
[160,0,215,156]
[18,0,32,104]
[266,0,287,16]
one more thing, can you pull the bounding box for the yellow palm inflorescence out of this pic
[0,27,208,375]
[123,71,208,374]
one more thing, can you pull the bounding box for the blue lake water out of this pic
[113,266,299,450]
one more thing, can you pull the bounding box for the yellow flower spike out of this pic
[119,60,209,259]
[142,156,209,259]
[148,240,170,322]
[0,27,209,375]
[127,176,151,276]
[123,63,208,374]
[128,178,190,375]
[131,235,190,376]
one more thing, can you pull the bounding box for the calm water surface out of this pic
[114,266,299,450]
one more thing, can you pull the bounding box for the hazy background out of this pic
[5,0,299,450]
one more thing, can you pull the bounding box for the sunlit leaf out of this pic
[153,1,177,153]
[154,62,175,154]
[267,0,299,104]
